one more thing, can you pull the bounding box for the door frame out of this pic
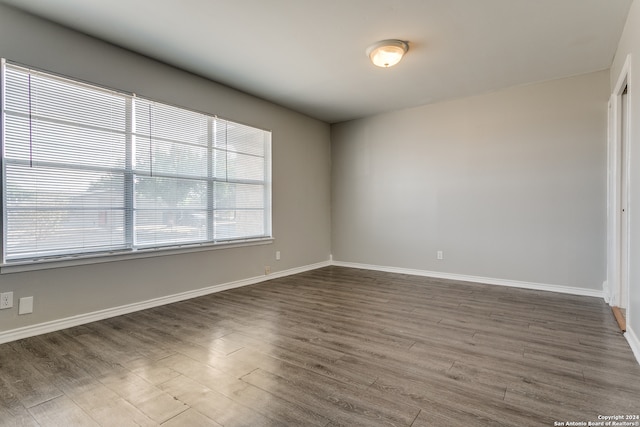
[607,54,632,309]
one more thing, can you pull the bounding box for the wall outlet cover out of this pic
[0,292,13,309]
[19,296,33,315]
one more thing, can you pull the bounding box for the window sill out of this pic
[0,237,274,274]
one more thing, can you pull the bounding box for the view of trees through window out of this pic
[1,60,272,263]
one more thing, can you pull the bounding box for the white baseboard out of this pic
[331,261,604,298]
[0,260,330,345]
[626,327,640,366]
[0,259,610,346]
[602,280,611,304]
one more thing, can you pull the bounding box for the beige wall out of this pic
[611,0,640,347]
[332,71,609,291]
[0,5,331,332]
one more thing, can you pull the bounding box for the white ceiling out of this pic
[0,0,632,123]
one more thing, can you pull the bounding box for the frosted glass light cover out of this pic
[366,40,408,68]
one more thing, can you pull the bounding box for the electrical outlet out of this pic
[0,292,14,309]
[276,251,281,261]
[437,251,444,260]
[265,265,271,275]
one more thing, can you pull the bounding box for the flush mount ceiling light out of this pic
[366,39,409,68]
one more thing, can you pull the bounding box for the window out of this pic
[1,60,272,264]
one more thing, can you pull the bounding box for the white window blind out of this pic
[1,60,272,263]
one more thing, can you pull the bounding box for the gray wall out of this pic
[332,71,609,290]
[0,5,331,332]
[611,0,640,346]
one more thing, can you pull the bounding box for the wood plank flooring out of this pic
[1,266,639,426]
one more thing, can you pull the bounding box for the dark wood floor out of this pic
[1,266,639,426]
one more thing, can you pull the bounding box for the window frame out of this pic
[0,59,273,272]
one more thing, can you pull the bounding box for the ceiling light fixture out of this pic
[366,39,409,68]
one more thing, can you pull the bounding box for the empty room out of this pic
[0,0,639,425]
